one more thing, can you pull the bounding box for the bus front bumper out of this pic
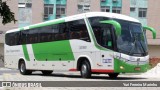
[114,58,149,73]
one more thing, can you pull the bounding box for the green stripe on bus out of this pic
[32,40,75,61]
[19,19,65,61]
[22,45,30,61]
[19,28,30,61]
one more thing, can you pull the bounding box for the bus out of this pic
[4,12,156,78]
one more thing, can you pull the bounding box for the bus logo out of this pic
[137,58,140,65]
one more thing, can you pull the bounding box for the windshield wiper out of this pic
[128,36,137,55]
[128,35,146,56]
[139,41,146,55]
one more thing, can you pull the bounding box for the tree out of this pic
[0,0,16,25]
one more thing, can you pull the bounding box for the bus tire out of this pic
[19,61,32,75]
[41,70,53,75]
[80,61,91,78]
[108,73,119,78]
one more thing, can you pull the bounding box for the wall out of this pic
[121,0,130,15]
[0,44,4,56]
[148,45,160,58]
[101,0,122,7]
[147,0,160,45]
[0,44,4,67]
[129,0,148,26]
[147,0,160,58]
[32,0,44,24]
[90,0,100,12]
[66,0,78,16]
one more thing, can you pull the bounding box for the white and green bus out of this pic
[4,12,156,78]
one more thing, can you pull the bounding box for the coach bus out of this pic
[4,12,156,78]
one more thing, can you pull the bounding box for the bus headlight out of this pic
[120,66,124,70]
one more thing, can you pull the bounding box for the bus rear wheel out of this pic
[80,61,91,78]
[108,73,119,78]
[41,70,53,75]
[19,61,32,75]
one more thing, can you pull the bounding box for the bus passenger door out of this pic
[100,51,114,70]
[100,26,115,70]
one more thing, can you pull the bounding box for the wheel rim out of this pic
[20,63,25,73]
[81,64,87,75]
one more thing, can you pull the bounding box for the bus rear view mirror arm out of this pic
[143,26,156,39]
[100,20,121,36]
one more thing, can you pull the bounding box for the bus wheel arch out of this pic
[18,58,25,69]
[77,57,92,78]
[18,58,32,75]
[77,57,91,71]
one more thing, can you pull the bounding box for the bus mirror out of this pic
[143,26,156,39]
[100,20,121,36]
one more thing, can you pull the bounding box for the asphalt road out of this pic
[0,68,160,90]
[0,60,4,67]
[0,68,159,81]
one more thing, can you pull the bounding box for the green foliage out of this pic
[0,0,17,25]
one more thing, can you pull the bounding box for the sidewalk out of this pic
[0,59,4,67]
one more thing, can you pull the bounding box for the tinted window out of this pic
[39,25,56,43]
[68,19,90,42]
[5,23,69,46]
[21,30,28,44]
[88,17,115,49]
[27,29,39,44]
[5,31,20,46]
[5,19,90,46]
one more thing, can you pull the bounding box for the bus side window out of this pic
[52,24,60,41]
[21,30,28,45]
[14,32,21,45]
[102,27,113,49]
[94,28,102,44]
[5,32,20,46]
[59,23,69,40]
[39,25,56,43]
[5,33,9,45]
[25,29,38,44]
[68,19,90,42]
[5,33,12,45]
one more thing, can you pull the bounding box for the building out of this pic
[0,0,160,59]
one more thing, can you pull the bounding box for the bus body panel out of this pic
[4,12,149,74]
[113,52,149,72]
[5,45,24,69]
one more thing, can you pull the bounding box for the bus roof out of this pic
[65,12,139,23]
[6,12,140,33]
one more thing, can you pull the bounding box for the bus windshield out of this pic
[88,17,148,56]
[115,19,148,56]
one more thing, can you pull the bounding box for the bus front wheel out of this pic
[19,61,32,75]
[80,61,91,78]
[108,73,119,78]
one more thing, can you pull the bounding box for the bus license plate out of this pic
[134,67,141,71]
